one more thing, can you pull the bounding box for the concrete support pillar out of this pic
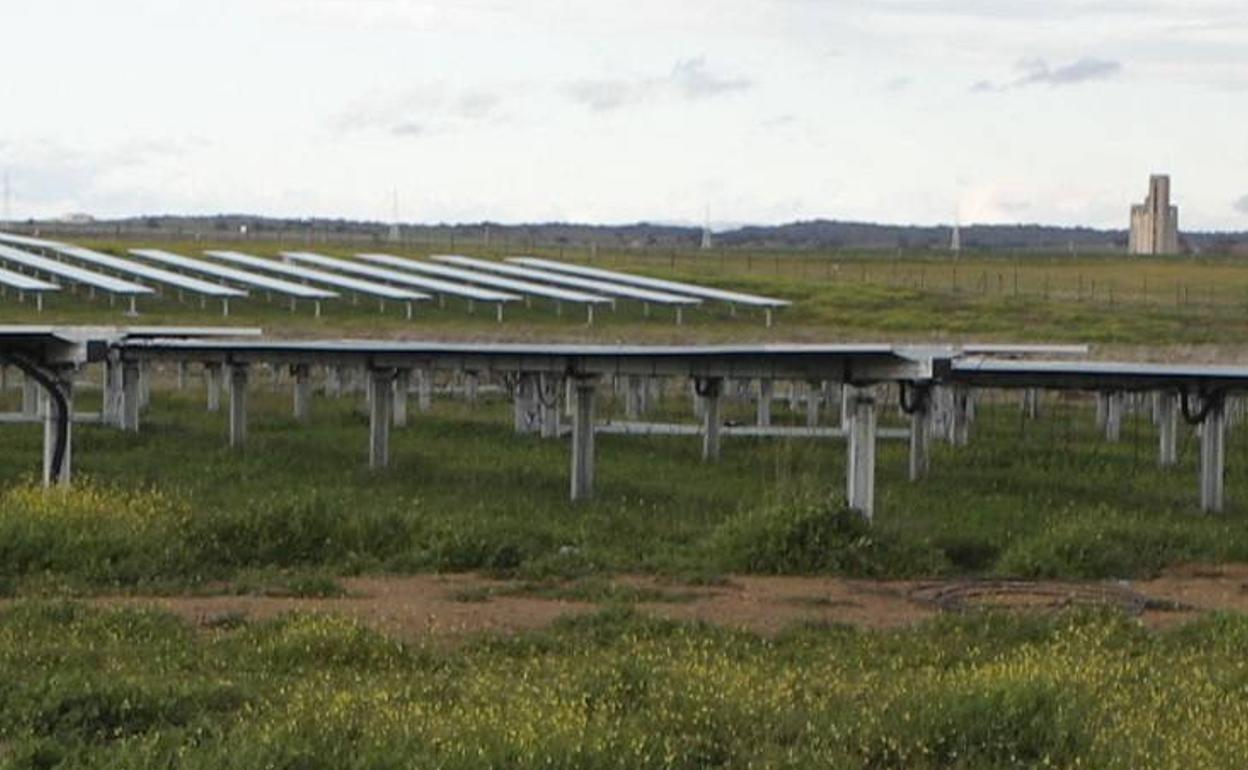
[570,377,597,501]
[177,362,188,391]
[1200,395,1227,513]
[464,372,479,405]
[1095,392,1108,431]
[292,364,312,423]
[757,379,773,427]
[417,367,433,413]
[691,381,706,420]
[909,386,931,482]
[699,378,723,462]
[625,375,643,420]
[121,361,141,432]
[21,374,38,417]
[1158,391,1178,467]
[1105,391,1123,442]
[325,366,342,398]
[139,362,152,409]
[840,383,852,430]
[951,386,971,447]
[369,368,394,469]
[205,363,222,412]
[805,381,821,428]
[102,358,123,426]
[846,386,878,520]
[41,377,73,487]
[539,373,562,439]
[1022,388,1040,419]
[512,373,539,434]
[228,364,249,449]
[393,369,411,428]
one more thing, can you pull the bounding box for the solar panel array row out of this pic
[356,253,611,306]
[0,265,60,293]
[0,230,792,322]
[283,251,519,304]
[432,255,702,306]
[0,243,153,296]
[130,249,339,300]
[53,245,246,299]
[205,250,429,308]
[507,256,790,308]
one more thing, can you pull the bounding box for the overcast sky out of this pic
[2,0,1246,230]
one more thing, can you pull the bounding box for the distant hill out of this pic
[10,214,1248,255]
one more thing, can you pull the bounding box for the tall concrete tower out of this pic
[1128,175,1179,255]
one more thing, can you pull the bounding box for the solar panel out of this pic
[0,232,59,249]
[0,264,59,312]
[130,249,338,301]
[287,252,520,304]
[0,243,153,296]
[0,265,60,292]
[433,255,701,306]
[205,250,429,314]
[354,253,612,323]
[952,358,1248,391]
[52,245,246,299]
[507,256,791,308]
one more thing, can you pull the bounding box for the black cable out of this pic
[897,381,930,416]
[0,353,69,482]
[1180,388,1225,426]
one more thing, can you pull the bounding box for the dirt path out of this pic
[36,564,1244,640]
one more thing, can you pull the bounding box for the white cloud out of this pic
[973,57,1123,91]
[565,57,752,112]
[332,85,508,137]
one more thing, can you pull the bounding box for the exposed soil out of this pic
[34,564,1248,641]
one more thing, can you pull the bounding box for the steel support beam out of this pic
[292,363,312,423]
[570,377,598,501]
[1105,391,1123,442]
[205,363,222,412]
[121,361,141,432]
[393,368,411,428]
[757,378,773,427]
[846,386,878,519]
[1158,391,1178,467]
[41,377,72,487]
[1200,396,1226,513]
[369,368,395,469]
[699,377,723,463]
[909,386,931,482]
[228,364,249,449]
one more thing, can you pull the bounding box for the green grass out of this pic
[1,382,1246,589]
[2,603,1248,768]
[4,238,1248,344]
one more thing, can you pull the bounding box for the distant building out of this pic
[700,226,713,250]
[60,212,95,224]
[1129,175,1179,255]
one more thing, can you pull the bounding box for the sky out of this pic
[1,0,1246,230]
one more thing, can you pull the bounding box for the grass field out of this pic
[2,382,1247,594]
[2,602,1248,769]
[2,239,1248,346]
[6,241,1248,767]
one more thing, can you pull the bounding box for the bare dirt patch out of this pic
[17,565,1248,640]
